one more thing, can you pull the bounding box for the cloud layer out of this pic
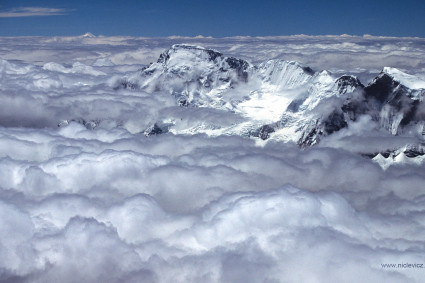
[0,35,425,282]
[1,129,425,282]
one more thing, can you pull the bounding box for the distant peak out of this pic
[82,32,95,38]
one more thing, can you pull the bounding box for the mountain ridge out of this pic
[110,44,425,155]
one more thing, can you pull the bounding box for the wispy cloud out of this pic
[0,7,68,18]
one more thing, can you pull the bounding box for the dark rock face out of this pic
[224,57,250,82]
[298,123,321,147]
[297,110,347,147]
[364,73,398,104]
[302,66,315,76]
[58,118,100,130]
[400,100,420,127]
[113,79,138,90]
[157,52,170,64]
[361,72,423,134]
[336,75,364,94]
[145,123,163,136]
[381,151,391,158]
[340,94,368,122]
[250,124,276,140]
[365,144,425,160]
[144,123,170,136]
[404,148,425,158]
[363,73,416,117]
[176,97,189,106]
[324,111,348,134]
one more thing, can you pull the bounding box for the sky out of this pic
[0,0,425,37]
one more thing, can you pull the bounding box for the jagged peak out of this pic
[369,71,395,85]
[364,68,425,102]
[381,67,425,90]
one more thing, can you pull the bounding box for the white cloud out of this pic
[0,7,68,18]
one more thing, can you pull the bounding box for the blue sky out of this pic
[1,0,425,37]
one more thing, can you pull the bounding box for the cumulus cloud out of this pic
[0,36,425,282]
[1,124,425,282]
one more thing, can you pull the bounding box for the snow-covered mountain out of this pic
[116,44,254,110]
[272,73,364,143]
[296,67,425,146]
[364,68,424,134]
[115,44,425,152]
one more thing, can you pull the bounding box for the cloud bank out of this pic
[0,35,425,282]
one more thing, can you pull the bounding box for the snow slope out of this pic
[383,67,425,91]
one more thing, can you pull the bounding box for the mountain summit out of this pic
[117,44,252,109]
